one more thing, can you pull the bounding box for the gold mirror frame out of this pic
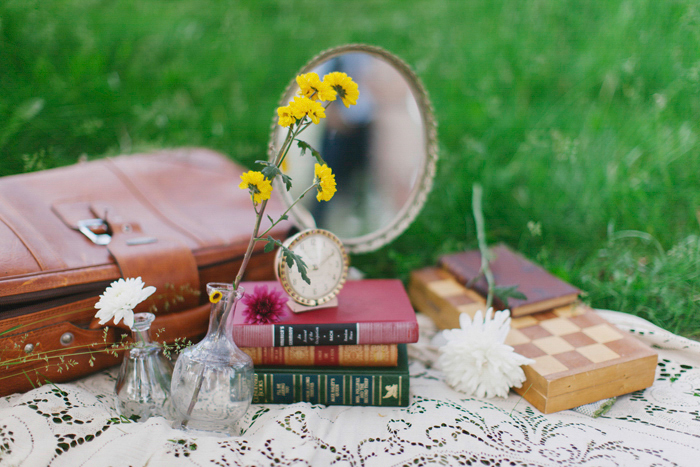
[268,44,438,254]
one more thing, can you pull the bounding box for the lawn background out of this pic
[2,0,699,336]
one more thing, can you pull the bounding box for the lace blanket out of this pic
[1,310,699,466]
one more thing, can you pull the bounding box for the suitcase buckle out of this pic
[77,218,112,245]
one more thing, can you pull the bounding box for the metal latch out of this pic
[77,219,111,245]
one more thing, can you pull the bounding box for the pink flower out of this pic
[241,285,287,324]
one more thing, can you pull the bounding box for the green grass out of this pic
[2,0,699,336]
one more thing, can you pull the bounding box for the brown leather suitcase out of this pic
[0,148,292,396]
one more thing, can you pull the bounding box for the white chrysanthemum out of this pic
[436,308,534,399]
[94,277,156,329]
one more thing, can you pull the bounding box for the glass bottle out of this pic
[115,312,173,421]
[170,283,254,435]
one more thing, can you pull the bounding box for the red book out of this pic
[232,279,419,347]
[440,244,581,317]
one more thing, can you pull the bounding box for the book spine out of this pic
[252,370,409,406]
[233,321,418,347]
[240,344,398,367]
[274,323,358,346]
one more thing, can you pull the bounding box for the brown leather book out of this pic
[241,344,398,367]
[439,244,580,317]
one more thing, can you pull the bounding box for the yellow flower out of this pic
[296,72,337,102]
[289,96,326,124]
[239,170,273,204]
[323,72,359,107]
[314,163,337,202]
[277,105,296,127]
[209,290,223,304]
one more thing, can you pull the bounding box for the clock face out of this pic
[277,229,348,306]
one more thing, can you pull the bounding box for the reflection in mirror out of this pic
[271,45,437,253]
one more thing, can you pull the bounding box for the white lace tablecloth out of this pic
[2,310,699,467]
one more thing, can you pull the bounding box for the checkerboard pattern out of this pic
[408,267,658,413]
[408,267,486,330]
[508,305,647,379]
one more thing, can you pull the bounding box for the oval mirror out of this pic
[269,44,437,253]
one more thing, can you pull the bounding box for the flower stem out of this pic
[256,182,318,239]
[234,198,268,291]
[276,127,296,169]
[472,183,495,308]
[233,116,317,290]
[277,121,305,170]
[232,126,295,291]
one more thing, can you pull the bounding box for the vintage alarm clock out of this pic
[275,228,349,308]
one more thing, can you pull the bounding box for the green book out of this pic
[252,344,410,407]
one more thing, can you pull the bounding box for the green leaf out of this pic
[266,235,309,284]
[284,250,294,267]
[256,159,280,180]
[296,140,311,156]
[280,245,310,284]
[280,173,293,191]
[261,165,280,181]
[263,236,282,253]
[266,235,283,247]
[296,140,325,165]
[493,285,527,308]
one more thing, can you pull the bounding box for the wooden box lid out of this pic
[408,267,658,413]
[508,304,657,413]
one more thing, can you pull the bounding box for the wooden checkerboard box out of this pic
[409,267,658,413]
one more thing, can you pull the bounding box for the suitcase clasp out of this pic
[77,218,112,245]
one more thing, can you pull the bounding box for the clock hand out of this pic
[319,250,336,266]
[316,240,323,264]
[303,251,321,272]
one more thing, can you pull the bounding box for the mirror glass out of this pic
[270,45,437,253]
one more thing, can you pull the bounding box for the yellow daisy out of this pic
[239,170,273,204]
[209,290,223,304]
[289,96,326,124]
[296,72,336,102]
[323,72,359,107]
[277,105,296,127]
[314,163,337,202]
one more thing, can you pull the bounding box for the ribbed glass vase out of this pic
[114,312,173,421]
[170,283,254,435]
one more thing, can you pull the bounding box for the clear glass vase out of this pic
[170,283,254,435]
[115,312,173,421]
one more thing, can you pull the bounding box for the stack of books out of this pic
[408,244,657,414]
[233,279,418,407]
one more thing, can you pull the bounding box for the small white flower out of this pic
[94,277,156,329]
[436,308,534,399]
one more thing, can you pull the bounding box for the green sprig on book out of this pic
[470,184,527,309]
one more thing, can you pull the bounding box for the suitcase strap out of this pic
[53,200,202,313]
[107,226,201,313]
